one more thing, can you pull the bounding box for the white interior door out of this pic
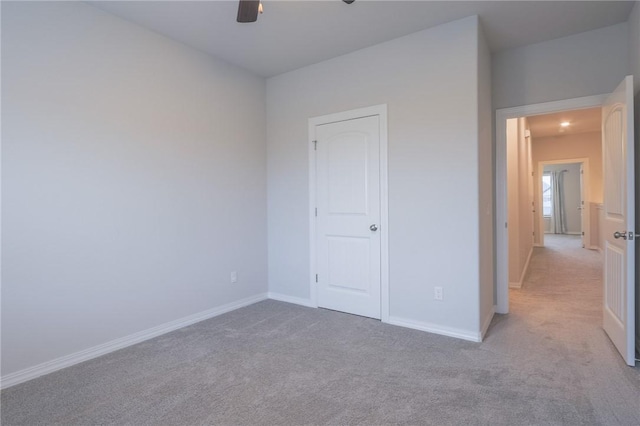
[602,75,635,366]
[315,115,381,319]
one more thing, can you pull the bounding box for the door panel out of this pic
[327,236,370,293]
[602,75,635,366]
[327,133,369,214]
[316,115,381,319]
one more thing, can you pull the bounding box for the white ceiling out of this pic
[528,107,601,138]
[90,1,636,77]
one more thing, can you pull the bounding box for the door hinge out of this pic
[315,274,318,283]
[629,231,634,241]
[313,140,317,150]
[315,207,317,217]
[505,222,508,229]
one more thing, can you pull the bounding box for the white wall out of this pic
[1,2,267,376]
[477,23,494,332]
[493,23,629,110]
[267,16,485,337]
[506,119,520,283]
[506,118,533,287]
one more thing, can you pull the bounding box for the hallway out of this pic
[498,234,640,423]
[514,234,601,329]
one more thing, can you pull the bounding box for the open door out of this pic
[602,75,636,366]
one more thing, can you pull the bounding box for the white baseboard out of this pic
[0,293,268,390]
[387,316,481,342]
[480,305,496,341]
[520,246,533,284]
[509,246,533,289]
[267,292,315,308]
[269,294,485,344]
[566,231,582,235]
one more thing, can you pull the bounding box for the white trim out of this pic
[388,316,482,342]
[379,109,389,323]
[0,293,268,389]
[480,305,496,340]
[308,117,319,309]
[268,292,315,308]
[509,246,534,289]
[308,104,389,322]
[496,94,607,314]
[520,246,534,286]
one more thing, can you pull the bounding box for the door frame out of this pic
[496,94,607,314]
[308,104,390,322]
[537,158,590,248]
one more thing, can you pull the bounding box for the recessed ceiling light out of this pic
[560,121,571,127]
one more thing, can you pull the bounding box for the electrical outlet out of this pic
[434,286,443,301]
[230,271,237,283]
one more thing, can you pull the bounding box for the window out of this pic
[542,173,552,217]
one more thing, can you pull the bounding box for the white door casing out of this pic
[496,94,608,314]
[308,105,389,321]
[602,76,635,366]
[580,163,585,247]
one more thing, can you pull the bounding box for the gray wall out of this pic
[267,16,485,336]
[630,2,640,94]
[492,23,629,110]
[1,2,267,375]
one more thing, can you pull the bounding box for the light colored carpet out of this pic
[2,235,639,425]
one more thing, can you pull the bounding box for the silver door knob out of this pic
[614,231,627,240]
[370,224,378,231]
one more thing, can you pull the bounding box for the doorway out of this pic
[504,110,602,292]
[496,76,636,366]
[537,159,590,249]
[496,94,607,313]
[308,105,389,321]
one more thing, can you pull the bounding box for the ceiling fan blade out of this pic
[237,0,260,23]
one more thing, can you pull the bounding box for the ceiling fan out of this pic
[237,0,355,23]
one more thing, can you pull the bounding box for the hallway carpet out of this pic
[2,235,639,425]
